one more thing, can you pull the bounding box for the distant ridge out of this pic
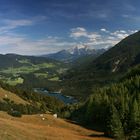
[41,45,106,62]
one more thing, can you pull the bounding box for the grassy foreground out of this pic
[0,111,112,140]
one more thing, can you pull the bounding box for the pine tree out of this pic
[129,99,140,140]
[107,104,124,139]
[85,95,94,122]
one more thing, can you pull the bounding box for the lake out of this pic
[34,88,77,104]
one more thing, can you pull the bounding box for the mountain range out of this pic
[42,45,106,62]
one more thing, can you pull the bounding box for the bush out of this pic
[8,110,22,117]
[62,111,71,118]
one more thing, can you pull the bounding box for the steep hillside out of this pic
[62,31,140,98]
[0,88,28,105]
[71,65,140,139]
[0,82,65,116]
[90,30,140,73]
[0,111,112,140]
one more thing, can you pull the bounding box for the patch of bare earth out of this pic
[0,111,113,140]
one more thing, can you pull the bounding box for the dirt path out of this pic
[0,111,113,140]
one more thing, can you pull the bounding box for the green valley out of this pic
[0,54,67,88]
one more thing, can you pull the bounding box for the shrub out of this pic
[8,110,22,117]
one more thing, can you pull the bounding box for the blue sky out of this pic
[0,0,139,55]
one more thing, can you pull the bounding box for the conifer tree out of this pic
[129,99,140,140]
[107,104,124,139]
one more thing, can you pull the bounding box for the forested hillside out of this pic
[0,81,65,117]
[70,65,140,139]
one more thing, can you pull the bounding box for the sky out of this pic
[0,0,139,55]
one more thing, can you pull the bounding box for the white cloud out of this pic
[0,25,138,55]
[100,28,110,33]
[0,34,76,55]
[70,27,138,49]
[110,30,137,39]
[70,27,101,41]
[0,16,78,55]
[70,27,87,38]
[88,33,101,41]
[0,19,33,34]
[0,16,47,34]
[4,19,33,27]
[100,28,107,32]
